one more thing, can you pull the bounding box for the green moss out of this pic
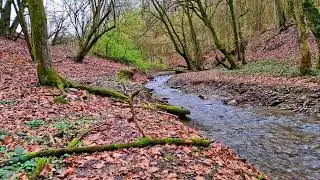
[257,174,267,180]
[117,69,134,81]
[64,79,129,101]
[67,138,80,148]
[155,104,190,119]
[31,158,46,180]
[303,0,320,38]
[53,95,68,104]
[37,66,64,89]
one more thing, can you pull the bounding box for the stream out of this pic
[146,75,320,180]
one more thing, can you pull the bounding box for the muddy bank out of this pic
[168,71,320,116]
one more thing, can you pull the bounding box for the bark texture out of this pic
[28,0,63,87]
[294,0,312,75]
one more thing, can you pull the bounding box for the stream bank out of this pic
[146,75,320,180]
[169,71,320,116]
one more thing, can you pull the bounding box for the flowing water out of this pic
[146,75,320,180]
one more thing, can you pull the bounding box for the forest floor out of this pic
[0,38,265,179]
[169,26,320,116]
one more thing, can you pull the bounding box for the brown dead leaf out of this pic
[59,167,75,178]
[3,136,13,145]
[40,164,53,177]
[93,161,105,169]
[17,172,29,180]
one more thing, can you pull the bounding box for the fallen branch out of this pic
[155,104,190,119]
[63,79,129,101]
[118,103,190,120]
[63,79,189,119]
[128,90,147,137]
[0,138,211,167]
[31,158,47,180]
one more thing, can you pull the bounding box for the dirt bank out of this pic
[169,71,320,116]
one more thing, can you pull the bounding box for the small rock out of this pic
[16,131,27,137]
[68,88,78,93]
[198,95,207,100]
[228,99,237,105]
[160,97,169,103]
[270,100,283,107]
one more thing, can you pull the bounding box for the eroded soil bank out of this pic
[169,71,320,116]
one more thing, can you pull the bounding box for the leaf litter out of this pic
[0,38,266,179]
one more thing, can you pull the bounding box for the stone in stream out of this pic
[270,99,283,107]
[198,95,207,100]
[227,99,237,105]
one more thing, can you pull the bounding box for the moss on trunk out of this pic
[28,0,65,86]
[294,0,312,75]
[302,0,320,69]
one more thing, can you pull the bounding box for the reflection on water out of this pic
[146,75,320,180]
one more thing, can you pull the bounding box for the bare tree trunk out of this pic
[274,0,286,31]
[28,0,63,88]
[0,0,12,37]
[150,0,193,70]
[185,6,203,70]
[237,19,246,65]
[227,0,241,63]
[13,0,35,62]
[8,16,19,38]
[294,0,312,75]
[193,0,237,70]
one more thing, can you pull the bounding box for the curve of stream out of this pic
[146,75,320,180]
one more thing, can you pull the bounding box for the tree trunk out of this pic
[195,0,237,70]
[28,0,63,88]
[8,16,19,38]
[0,0,12,37]
[227,0,241,63]
[302,0,320,69]
[274,0,286,31]
[237,19,246,65]
[76,47,88,63]
[185,7,203,70]
[294,0,312,75]
[13,0,35,62]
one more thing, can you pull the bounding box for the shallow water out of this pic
[146,75,320,180]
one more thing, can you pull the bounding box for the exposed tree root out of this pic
[0,138,211,167]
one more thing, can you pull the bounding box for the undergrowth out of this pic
[216,59,299,76]
[216,59,320,78]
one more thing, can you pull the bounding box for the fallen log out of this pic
[155,104,190,119]
[64,79,189,119]
[0,138,210,167]
[64,79,129,101]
